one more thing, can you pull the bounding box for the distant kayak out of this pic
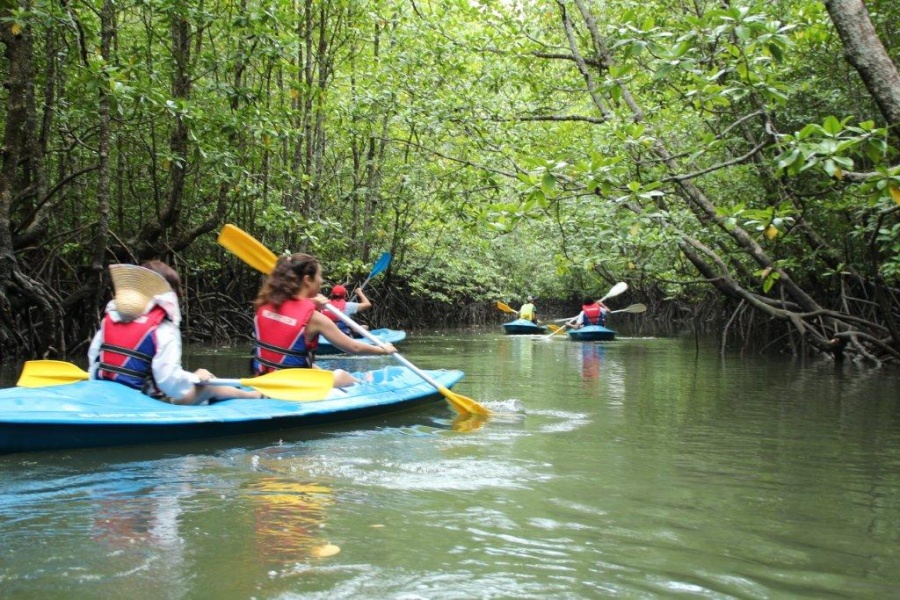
[567,325,616,341]
[502,319,548,335]
[316,328,407,355]
[0,366,462,454]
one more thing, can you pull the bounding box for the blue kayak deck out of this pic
[567,325,616,341]
[502,319,547,335]
[316,328,407,355]
[0,367,462,454]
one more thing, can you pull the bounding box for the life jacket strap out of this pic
[254,339,309,358]
[99,343,154,363]
[97,361,150,379]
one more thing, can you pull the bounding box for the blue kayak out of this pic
[567,325,616,341]
[0,366,462,454]
[316,328,407,355]
[502,319,548,335]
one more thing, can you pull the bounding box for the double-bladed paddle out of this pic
[216,224,490,418]
[16,359,335,401]
[541,283,632,339]
[551,303,647,322]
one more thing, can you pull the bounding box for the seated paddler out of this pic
[88,261,262,404]
[252,253,396,388]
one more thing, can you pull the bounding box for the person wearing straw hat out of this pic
[252,253,396,388]
[88,261,264,404]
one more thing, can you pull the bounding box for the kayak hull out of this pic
[316,328,407,355]
[0,366,462,454]
[502,319,547,335]
[567,325,616,341]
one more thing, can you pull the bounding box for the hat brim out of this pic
[109,264,173,319]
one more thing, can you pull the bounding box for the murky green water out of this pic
[1,331,899,598]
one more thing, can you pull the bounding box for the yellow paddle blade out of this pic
[17,360,90,387]
[217,224,277,274]
[234,368,335,401]
[439,385,490,417]
[451,412,489,432]
[495,301,517,314]
[546,324,563,333]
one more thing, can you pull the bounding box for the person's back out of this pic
[580,298,609,327]
[253,296,319,372]
[89,262,262,404]
[519,296,537,323]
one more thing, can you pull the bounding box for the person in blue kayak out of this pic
[252,253,396,388]
[321,284,371,336]
[88,262,263,404]
[518,296,538,324]
[572,297,610,328]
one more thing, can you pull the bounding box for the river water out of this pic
[1,330,899,598]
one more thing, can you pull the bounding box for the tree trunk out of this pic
[824,0,900,130]
[0,1,64,358]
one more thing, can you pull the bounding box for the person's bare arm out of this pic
[308,311,395,355]
[353,288,372,312]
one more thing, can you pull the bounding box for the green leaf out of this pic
[541,172,556,195]
[823,116,842,135]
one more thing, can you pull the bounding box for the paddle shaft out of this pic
[324,302,448,392]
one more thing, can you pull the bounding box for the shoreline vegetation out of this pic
[1,1,898,366]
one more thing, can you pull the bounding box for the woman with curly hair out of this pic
[252,253,396,387]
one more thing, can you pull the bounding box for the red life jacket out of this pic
[321,298,352,335]
[582,303,606,326]
[97,306,168,390]
[321,298,345,322]
[253,298,319,373]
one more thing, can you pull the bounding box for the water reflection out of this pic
[244,477,334,561]
[90,459,204,562]
[579,343,604,381]
[3,335,900,598]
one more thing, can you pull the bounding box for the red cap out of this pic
[331,284,347,298]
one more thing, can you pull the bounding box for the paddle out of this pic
[218,223,277,274]
[324,301,490,417]
[16,360,335,401]
[551,303,647,322]
[349,251,391,302]
[541,282,630,339]
[358,251,391,293]
[543,320,574,340]
[215,224,490,418]
[495,301,517,314]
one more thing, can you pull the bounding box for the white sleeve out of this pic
[87,327,103,378]
[574,312,585,326]
[151,321,196,400]
[344,302,359,317]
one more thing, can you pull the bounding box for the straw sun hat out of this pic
[109,264,173,320]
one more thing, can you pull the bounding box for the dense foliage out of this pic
[1,0,898,363]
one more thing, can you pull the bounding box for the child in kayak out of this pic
[88,261,263,404]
